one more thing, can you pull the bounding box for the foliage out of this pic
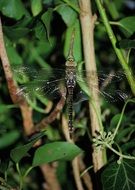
[0,0,135,190]
[102,159,135,190]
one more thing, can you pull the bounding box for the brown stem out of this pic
[62,116,84,190]
[78,0,106,171]
[62,115,71,141]
[72,157,84,190]
[0,17,34,135]
[79,157,93,190]
[40,164,61,190]
[0,18,20,103]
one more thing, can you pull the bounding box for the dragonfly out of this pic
[12,31,130,136]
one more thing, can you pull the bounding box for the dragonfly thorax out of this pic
[66,70,76,88]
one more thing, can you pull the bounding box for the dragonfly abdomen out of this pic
[66,67,76,136]
[67,87,74,136]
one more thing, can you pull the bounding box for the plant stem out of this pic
[72,157,84,190]
[113,99,135,139]
[16,163,23,190]
[105,143,135,160]
[24,166,33,178]
[0,17,34,136]
[79,0,107,172]
[95,0,135,95]
[16,163,21,177]
[16,164,33,190]
[109,21,121,26]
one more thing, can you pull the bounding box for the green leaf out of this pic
[121,141,135,153]
[5,38,23,65]
[10,131,46,163]
[64,20,82,62]
[101,159,135,190]
[56,4,77,26]
[109,114,126,131]
[119,39,135,49]
[43,0,54,6]
[31,0,42,16]
[0,158,9,173]
[35,21,47,40]
[4,26,30,41]
[56,162,67,184]
[45,126,61,141]
[104,0,119,20]
[119,16,135,37]
[32,141,82,167]
[36,37,56,57]
[0,0,27,20]
[0,130,20,149]
[115,127,135,143]
[0,104,17,113]
[41,8,53,41]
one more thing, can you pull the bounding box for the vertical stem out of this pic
[0,17,34,136]
[62,117,85,190]
[16,163,23,190]
[72,157,84,190]
[78,0,106,172]
[95,0,135,95]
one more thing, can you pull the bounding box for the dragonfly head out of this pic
[66,56,77,67]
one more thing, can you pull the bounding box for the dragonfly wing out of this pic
[12,65,66,99]
[73,85,89,104]
[76,70,125,84]
[16,78,66,100]
[12,65,65,81]
[100,89,130,102]
[76,70,130,102]
[41,78,66,99]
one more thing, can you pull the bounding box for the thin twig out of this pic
[72,157,84,190]
[78,0,106,172]
[62,116,84,190]
[40,164,61,190]
[0,17,34,135]
[79,157,93,190]
[62,115,72,142]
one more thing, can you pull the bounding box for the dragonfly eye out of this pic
[68,58,74,62]
[65,56,77,67]
[66,60,77,67]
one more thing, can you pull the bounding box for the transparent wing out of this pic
[76,70,131,102]
[12,65,65,81]
[12,65,132,102]
[12,65,66,99]
[16,79,66,99]
[76,70,125,84]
